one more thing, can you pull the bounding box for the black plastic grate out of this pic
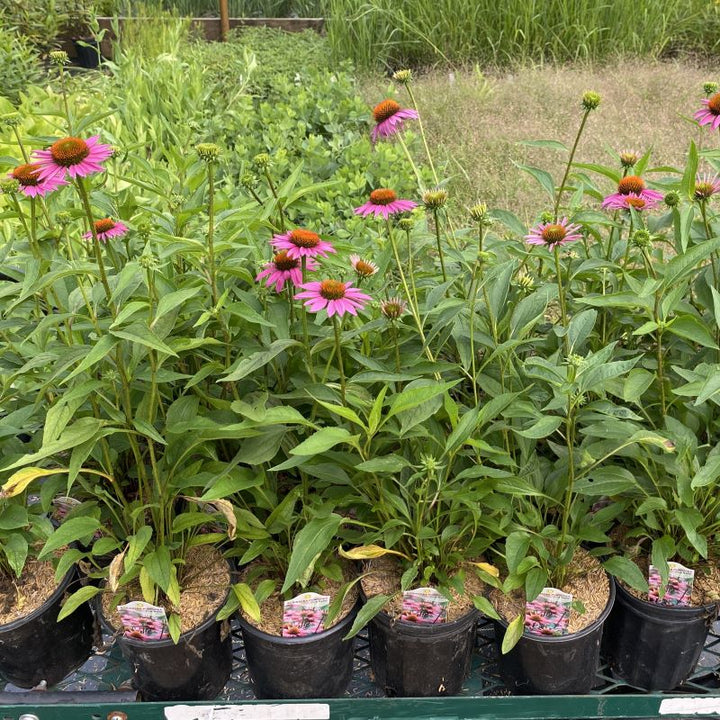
[2,616,720,698]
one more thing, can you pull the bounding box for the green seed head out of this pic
[664,191,680,208]
[422,188,448,210]
[241,172,257,189]
[139,253,160,270]
[581,91,601,111]
[195,143,221,162]
[631,229,652,249]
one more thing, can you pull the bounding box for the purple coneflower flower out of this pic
[349,254,378,278]
[601,175,663,210]
[295,279,371,318]
[525,217,582,251]
[695,173,720,200]
[83,218,128,242]
[354,188,417,219]
[270,228,335,260]
[33,135,113,182]
[371,99,419,143]
[695,93,720,131]
[9,162,66,197]
[380,297,407,320]
[256,251,317,292]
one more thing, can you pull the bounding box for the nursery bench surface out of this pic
[3,618,720,719]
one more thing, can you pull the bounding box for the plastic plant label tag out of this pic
[282,592,330,637]
[117,601,170,641]
[400,587,449,624]
[51,495,81,521]
[524,587,573,636]
[649,562,695,606]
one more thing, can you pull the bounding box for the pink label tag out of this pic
[400,587,449,624]
[117,601,170,641]
[525,587,573,636]
[649,562,694,606]
[282,592,330,637]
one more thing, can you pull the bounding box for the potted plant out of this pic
[0,471,95,688]
[65,0,103,68]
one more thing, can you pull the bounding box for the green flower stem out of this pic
[58,63,73,134]
[75,178,113,306]
[387,220,436,366]
[405,226,419,311]
[553,109,591,220]
[432,207,447,284]
[405,84,438,186]
[206,161,218,308]
[553,246,570,355]
[557,402,577,586]
[397,133,425,189]
[391,321,401,373]
[333,315,346,404]
[700,203,719,288]
[11,126,29,163]
[263,168,285,232]
[299,257,316,382]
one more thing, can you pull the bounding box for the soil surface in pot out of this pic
[102,545,230,634]
[0,559,59,624]
[360,555,486,621]
[490,549,609,633]
[238,561,358,635]
[622,556,720,606]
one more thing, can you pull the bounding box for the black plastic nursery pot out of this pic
[98,602,233,701]
[368,607,480,697]
[72,38,102,68]
[493,579,616,695]
[238,599,360,699]
[603,579,718,691]
[0,566,95,688]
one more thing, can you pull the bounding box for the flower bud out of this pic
[195,143,221,162]
[0,178,19,194]
[380,297,407,320]
[49,50,70,66]
[252,152,271,170]
[581,91,601,111]
[422,188,448,210]
[664,191,680,208]
[631,229,652,249]
[1,114,22,128]
[704,81,719,97]
[397,217,414,232]
[392,69,412,85]
[56,211,72,226]
[619,150,639,169]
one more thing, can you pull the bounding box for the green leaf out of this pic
[3,534,28,577]
[111,324,179,356]
[38,517,101,559]
[567,309,597,352]
[344,594,390,640]
[222,339,300,382]
[501,614,525,654]
[516,415,562,439]
[574,466,640,496]
[153,286,202,325]
[472,595,500,620]
[281,514,344,593]
[234,582,261,623]
[144,546,173,594]
[125,526,153,571]
[386,381,458,420]
[505,532,530,574]
[314,400,365,429]
[356,455,411,473]
[675,507,708,557]
[691,455,720,488]
[290,427,356,455]
[603,556,649,593]
[57,585,102,621]
[667,315,718,349]
[0,504,29,530]
[62,335,118,384]
[516,164,556,201]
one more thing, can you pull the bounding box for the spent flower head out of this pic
[196,143,221,162]
[582,91,601,111]
[380,297,407,321]
[422,188,448,210]
[392,69,412,85]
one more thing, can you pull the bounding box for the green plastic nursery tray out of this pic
[4,617,720,719]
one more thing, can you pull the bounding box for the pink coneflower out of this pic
[295,279,371,318]
[33,135,113,182]
[601,175,663,210]
[354,188,417,219]
[349,254,378,278]
[525,217,582,250]
[256,251,318,292]
[695,93,720,131]
[380,297,407,320]
[371,99,418,143]
[270,228,335,260]
[9,162,66,197]
[695,173,720,200]
[83,218,128,242]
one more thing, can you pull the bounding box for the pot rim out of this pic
[237,596,361,645]
[494,573,616,644]
[615,575,719,616]
[0,564,77,633]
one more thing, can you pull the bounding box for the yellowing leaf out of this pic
[470,561,500,578]
[1,467,62,498]
[108,547,128,593]
[339,544,410,561]
[209,499,237,541]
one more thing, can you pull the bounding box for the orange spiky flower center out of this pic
[373,99,401,123]
[319,280,346,300]
[541,224,566,244]
[289,229,320,248]
[12,163,42,186]
[94,218,116,233]
[618,175,645,195]
[369,188,397,205]
[708,93,720,115]
[50,137,90,166]
[354,259,377,276]
[695,182,716,199]
[626,196,647,209]
[273,251,299,271]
